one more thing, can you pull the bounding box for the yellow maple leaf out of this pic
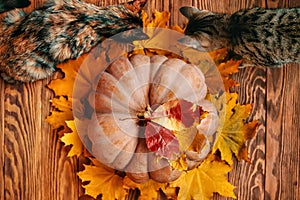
[160,187,178,200]
[123,176,167,200]
[48,54,87,98]
[50,96,72,111]
[46,96,73,134]
[132,10,184,58]
[142,10,170,28]
[61,120,84,157]
[170,154,236,200]
[77,159,126,200]
[212,92,260,165]
[171,154,188,171]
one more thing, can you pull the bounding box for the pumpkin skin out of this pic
[87,54,219,183]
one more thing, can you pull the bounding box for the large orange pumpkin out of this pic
[80,54,219,183]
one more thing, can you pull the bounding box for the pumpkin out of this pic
[83,54,219,183]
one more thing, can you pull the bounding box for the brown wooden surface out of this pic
[1,0,299,199]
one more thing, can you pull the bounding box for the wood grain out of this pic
[266,64,300,200]
[0,0,299,199]
[0,78,4,200]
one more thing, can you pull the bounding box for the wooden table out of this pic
[1,0,299,199]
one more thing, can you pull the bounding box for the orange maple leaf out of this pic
[181,47,241,93]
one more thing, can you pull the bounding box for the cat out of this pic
[0,0,148,83]
[179,6,300,67]
[0,0,31,13]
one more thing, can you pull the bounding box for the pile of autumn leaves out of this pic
[46,11,260,200]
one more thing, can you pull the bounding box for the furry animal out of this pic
[0,0,148,83]
[179,7,300,67]
[0,0,31,13]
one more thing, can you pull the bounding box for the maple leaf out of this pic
[208,48,229,65]
[145,121,180,160]
[144,99,207,160]
[48,54,87,98]
[46,96,73,134]
[132,10,184,58]
[171,25,185,33]
[188,132,207,153]
[211,92,260,165]
[123,176,167,200]
[151,99,205,129]
[171,154,188,171]
[77,159,126,200]
[217,60,241,91]
[174,126,198,153]
[181,48,241,93]
[170,154,236,200]
[50,96,73,112]
[61,120,84,157]
[142,10,170,28]
[133,10,170,50]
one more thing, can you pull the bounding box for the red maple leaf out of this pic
[144,99,205,160]
[166,99,204,127]
[145,121,179,160]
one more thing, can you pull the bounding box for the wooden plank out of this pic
[200,1,267,199]
[40,76,81,200]
[2,78,80,200]
[222,67,267,200]
[3,83,42,199]
[0,79,4,200]
[264,0,300,199]
[266,64,300,200]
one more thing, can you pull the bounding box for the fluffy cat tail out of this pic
[1,9,26,30]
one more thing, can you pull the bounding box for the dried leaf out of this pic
[50,96,72,111]
[208,48,229,65]
[181,48,241,93]
[123,176,167,200]
[188,132,206,153]
[152,99,204,129]
[174,126,198,152]
[171,25,185,33]
[61,120,84,157]
[145,121,180,160]
[48,54,87,98]
[170,155,236,200]
[46,96,73,133]
[145,99,207,160]
[132,10,183,58]
[77,159,126,200]
[171,154,188,171]
[142,10,170,28]
[218,60,241,91]
[212,92,260,165]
